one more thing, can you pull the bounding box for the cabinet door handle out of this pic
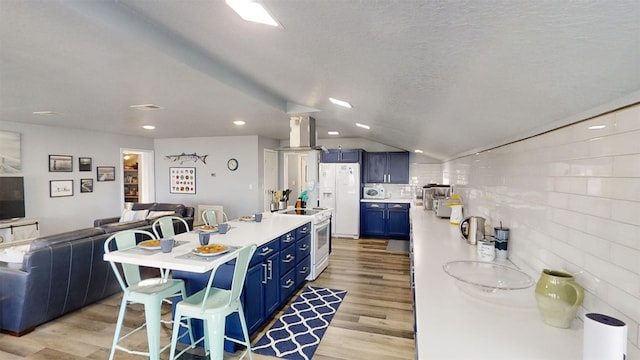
[261,263,268,284]
[260,247,274,256]
[284,279,295,289]
[392,204,403,208]
[370,204,380,208]
[267,260,273,280]
[388,174,391,182]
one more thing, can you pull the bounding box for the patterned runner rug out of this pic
[252,286,347,360]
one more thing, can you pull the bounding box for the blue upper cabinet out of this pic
[364,151,409,184]
[320,149,363,163]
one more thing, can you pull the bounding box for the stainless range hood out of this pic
[277,115,328,152]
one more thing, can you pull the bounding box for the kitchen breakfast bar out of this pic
[411,207,584,359]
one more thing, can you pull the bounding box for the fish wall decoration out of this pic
[164,152,208,164]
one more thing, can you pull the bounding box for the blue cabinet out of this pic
[360,202,410,240]
[363,152,409,184]
[321,149,363,163]
[245,238,280,334]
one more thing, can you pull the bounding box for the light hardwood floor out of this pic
[0,238,415,360]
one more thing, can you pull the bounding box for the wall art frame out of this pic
[0,130,21,174]
[170,167,196,194]
[80,178,94,193]
[50,180,73,197]
[97,166,116,181]
[49,154,73,172]
[78,157,92,171]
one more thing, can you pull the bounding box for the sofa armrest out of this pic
[93,217,120,227]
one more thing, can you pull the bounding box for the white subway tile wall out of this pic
[443,104,640,352]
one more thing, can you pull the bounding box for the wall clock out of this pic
[227,158,239,171]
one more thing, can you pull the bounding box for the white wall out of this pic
[153,135,274,220]
[0,121,153,235]
[443,104,640,353]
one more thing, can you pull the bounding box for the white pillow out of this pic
[0,244,30,263]
[146,210,176,219]
[119,209,149,222]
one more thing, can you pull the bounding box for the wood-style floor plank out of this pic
[0,237,414,359]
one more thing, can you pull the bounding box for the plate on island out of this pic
[199,225,219,233]
[239,215,255,222]
[192,244,230,257]
[138,239,161,250]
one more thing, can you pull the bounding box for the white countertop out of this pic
[411,207,583,359]
[104,214,310,273]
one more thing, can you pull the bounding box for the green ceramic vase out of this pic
[534,269,584,328]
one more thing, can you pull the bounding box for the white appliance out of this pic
[319,163,360,238]
[363,185,386,199]
[274,208,332,280]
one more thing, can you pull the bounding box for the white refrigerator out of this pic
[319,163,360,239]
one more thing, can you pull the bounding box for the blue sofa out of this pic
[0,203,194,336]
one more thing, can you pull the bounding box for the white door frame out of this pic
[263,149,278,212]
[120,148,155,208]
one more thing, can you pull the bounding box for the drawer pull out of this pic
[284,254,295,263]
[260,247,274,256]
[283,279,294,289]
[299,244,309,252]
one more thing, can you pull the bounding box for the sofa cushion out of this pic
[151,203,186,216]
[29,227,105,251]
[119,209,149,222]
[101,220,149,234]
[131,202,155,211]
[146,210,176,220]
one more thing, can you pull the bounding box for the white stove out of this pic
[274,208,332,280]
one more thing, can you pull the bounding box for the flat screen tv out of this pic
[0,176,25,221]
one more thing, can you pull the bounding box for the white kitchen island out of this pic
[411,206,583,359]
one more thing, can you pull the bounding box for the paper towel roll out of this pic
[583,313,627,360]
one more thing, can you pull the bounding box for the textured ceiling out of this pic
[1,0,639,160]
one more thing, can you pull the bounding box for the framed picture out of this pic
[49,155,73,172]
[170,167,196,194]
[50,180,73,197]
[80,178,93,193]
[97,166,116,181]
[79,157,92,171]
[0,130,21,174]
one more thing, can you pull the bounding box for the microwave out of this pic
[363,186,386,199]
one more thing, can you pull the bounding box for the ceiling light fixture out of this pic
[130,104,163,111]
[329,97,352,109]
[32,111,59,115]
[226,0,280,27]
[355,123,370,130]
[588,125,606,130]
[142,125,156,130]
[233,120,246,125]
[328,131,340,136]
[414,149,423,153]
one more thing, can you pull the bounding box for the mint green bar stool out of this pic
[152,216,190,279]
[104,229,194,360]
[169,244,257,360]
[202,209,228,226]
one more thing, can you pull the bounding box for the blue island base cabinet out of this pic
[172,222,312,353]
[360,202,410,240]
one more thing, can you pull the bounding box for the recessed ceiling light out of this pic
[32,111,59,115]
[328,131,340,136]
[329,97,352,109]
[233,120,246,125]
[226,0,280,27]
[130,104,163,111]
[588,125,606,130]
[355,123,370,130]
[142,125,156,130]
[414,149,423,153]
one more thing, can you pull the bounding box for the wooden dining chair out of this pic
[104,229,194,360]
[201,209,228,226]
[169,244,257,360]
